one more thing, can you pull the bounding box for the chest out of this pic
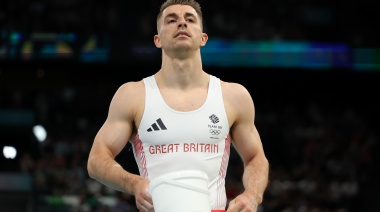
[137,84,230,144]
[139,103,230,146]
[159,87,208,112]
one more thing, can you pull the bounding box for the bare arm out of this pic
[225,83,269,212]
[87,82,142,193]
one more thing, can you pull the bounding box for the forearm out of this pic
[242,153,269,204]
[87,156,140,194]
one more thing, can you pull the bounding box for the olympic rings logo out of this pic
[209,129,221,135]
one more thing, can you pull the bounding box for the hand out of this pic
[133,177,154,212]
[226,192,259,212]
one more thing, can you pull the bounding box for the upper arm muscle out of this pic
[224,83,264,164]
[91,81,143,159]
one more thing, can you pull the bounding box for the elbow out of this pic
[246,152,269,168]
[87,156,96,179]
[262,155,270,174]
[263,156,270,168]
[259,152,269,167]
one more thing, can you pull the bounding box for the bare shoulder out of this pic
[108,80,145,117]
[115,80,145,100]
[220,80,253,104]
[220,80,255,125]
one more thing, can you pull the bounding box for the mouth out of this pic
[175,31,190,38]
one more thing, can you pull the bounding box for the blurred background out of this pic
[0,0,379,211]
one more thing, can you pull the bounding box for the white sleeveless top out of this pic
[132,75,231,209]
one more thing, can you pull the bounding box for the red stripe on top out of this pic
[133,133,148,178]
[217,134,231,208]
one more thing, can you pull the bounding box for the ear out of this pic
[154,34,162,48]
[200,33,208,47]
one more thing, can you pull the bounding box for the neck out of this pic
[156,50,208,89]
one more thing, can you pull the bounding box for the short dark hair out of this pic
[157,0,203,28]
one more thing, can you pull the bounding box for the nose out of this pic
[178,19,187,28]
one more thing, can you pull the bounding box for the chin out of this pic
[171,45,190,51]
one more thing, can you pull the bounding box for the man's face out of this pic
[154,4,207,52]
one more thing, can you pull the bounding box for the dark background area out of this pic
[1,0,380,211]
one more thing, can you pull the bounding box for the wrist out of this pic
[243,189,263,205]
[123,173,140,194]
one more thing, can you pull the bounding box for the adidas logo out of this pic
[147,118,167,132]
